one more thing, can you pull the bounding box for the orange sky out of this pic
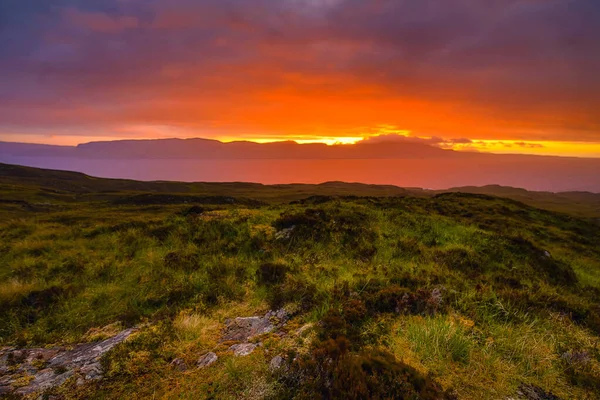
[1,0,599,157]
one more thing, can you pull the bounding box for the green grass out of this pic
[1,164,600,398]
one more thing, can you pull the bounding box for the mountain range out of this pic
[0,138,460,159]
[1,138,599,193]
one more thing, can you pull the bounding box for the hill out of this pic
[1,162,599,218]
[0,162,600,398]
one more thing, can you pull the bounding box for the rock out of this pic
[221,309,289,342]
[14,368,73,395]
[0,327,136,396]
[48,328,136,369]
[275,226,295,240]
[197,352,218,368]
[229,343,257,357]
[514,383,561,400]
[170,358,187,372]
[25,348,59,365]
[269,355,284,370]
[80,363,103,380]
[561,350,590,366]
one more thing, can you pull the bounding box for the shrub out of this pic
[363,284,445,316]
[287,336,455,400]
[504,236,578,286]
[256,262,288,285]
[272,207,378,260]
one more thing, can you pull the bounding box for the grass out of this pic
[1,164,600,398]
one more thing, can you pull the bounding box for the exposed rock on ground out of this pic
[219,309,289,359]
[269,355,284,370]
[170,358,187,372]
[221,309,288,343]
[275,226,295,240]
[0,328,136,396]
[507,383,562,400]
[197,352,218,369]
[229,343,257,357]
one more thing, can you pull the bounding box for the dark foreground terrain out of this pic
[1,163,599,399]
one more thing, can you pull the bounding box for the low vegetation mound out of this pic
[1,177,600,399]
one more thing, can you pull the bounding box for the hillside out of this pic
[1,163,600,399]
[1,162,599,218]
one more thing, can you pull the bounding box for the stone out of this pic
[14,368,74,395]
[197,352,218,368]
[561,350,591,366]
[0,327,136,396]
[221,309,288,342]
[269,355,284,370]
[514,383,561,400]
[229,343,257,357]
[170,358,187,372]
[80,363,103,380]
[275,226,295,240]
[25,349,59,365]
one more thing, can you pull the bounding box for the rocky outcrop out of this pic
[0,327,136,396]
[221,309,288,343]
[197,352,218,369]
[507,384,562,400]
[229,343,257,357]
[219,309,289,358]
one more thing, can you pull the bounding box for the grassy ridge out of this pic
[1,164,600,398]
[2,162,600,218]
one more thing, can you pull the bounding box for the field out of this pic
[1,163,600,399]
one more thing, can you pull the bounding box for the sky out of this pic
[1,0,600,157]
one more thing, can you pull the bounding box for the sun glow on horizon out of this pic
[3,129,600,158]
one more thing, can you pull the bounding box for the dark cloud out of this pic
[363,133,472,147]
[0,0,599,142]
[515,142,545,149]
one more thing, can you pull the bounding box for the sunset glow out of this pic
[0,0,599,158]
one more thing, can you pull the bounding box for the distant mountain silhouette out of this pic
[1,138,599,192]
[1,138,459,159]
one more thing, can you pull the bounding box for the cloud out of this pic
[0,0,599,143]
[363,132,473,148]
[514,142,544,149]
[62,8,139,33]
